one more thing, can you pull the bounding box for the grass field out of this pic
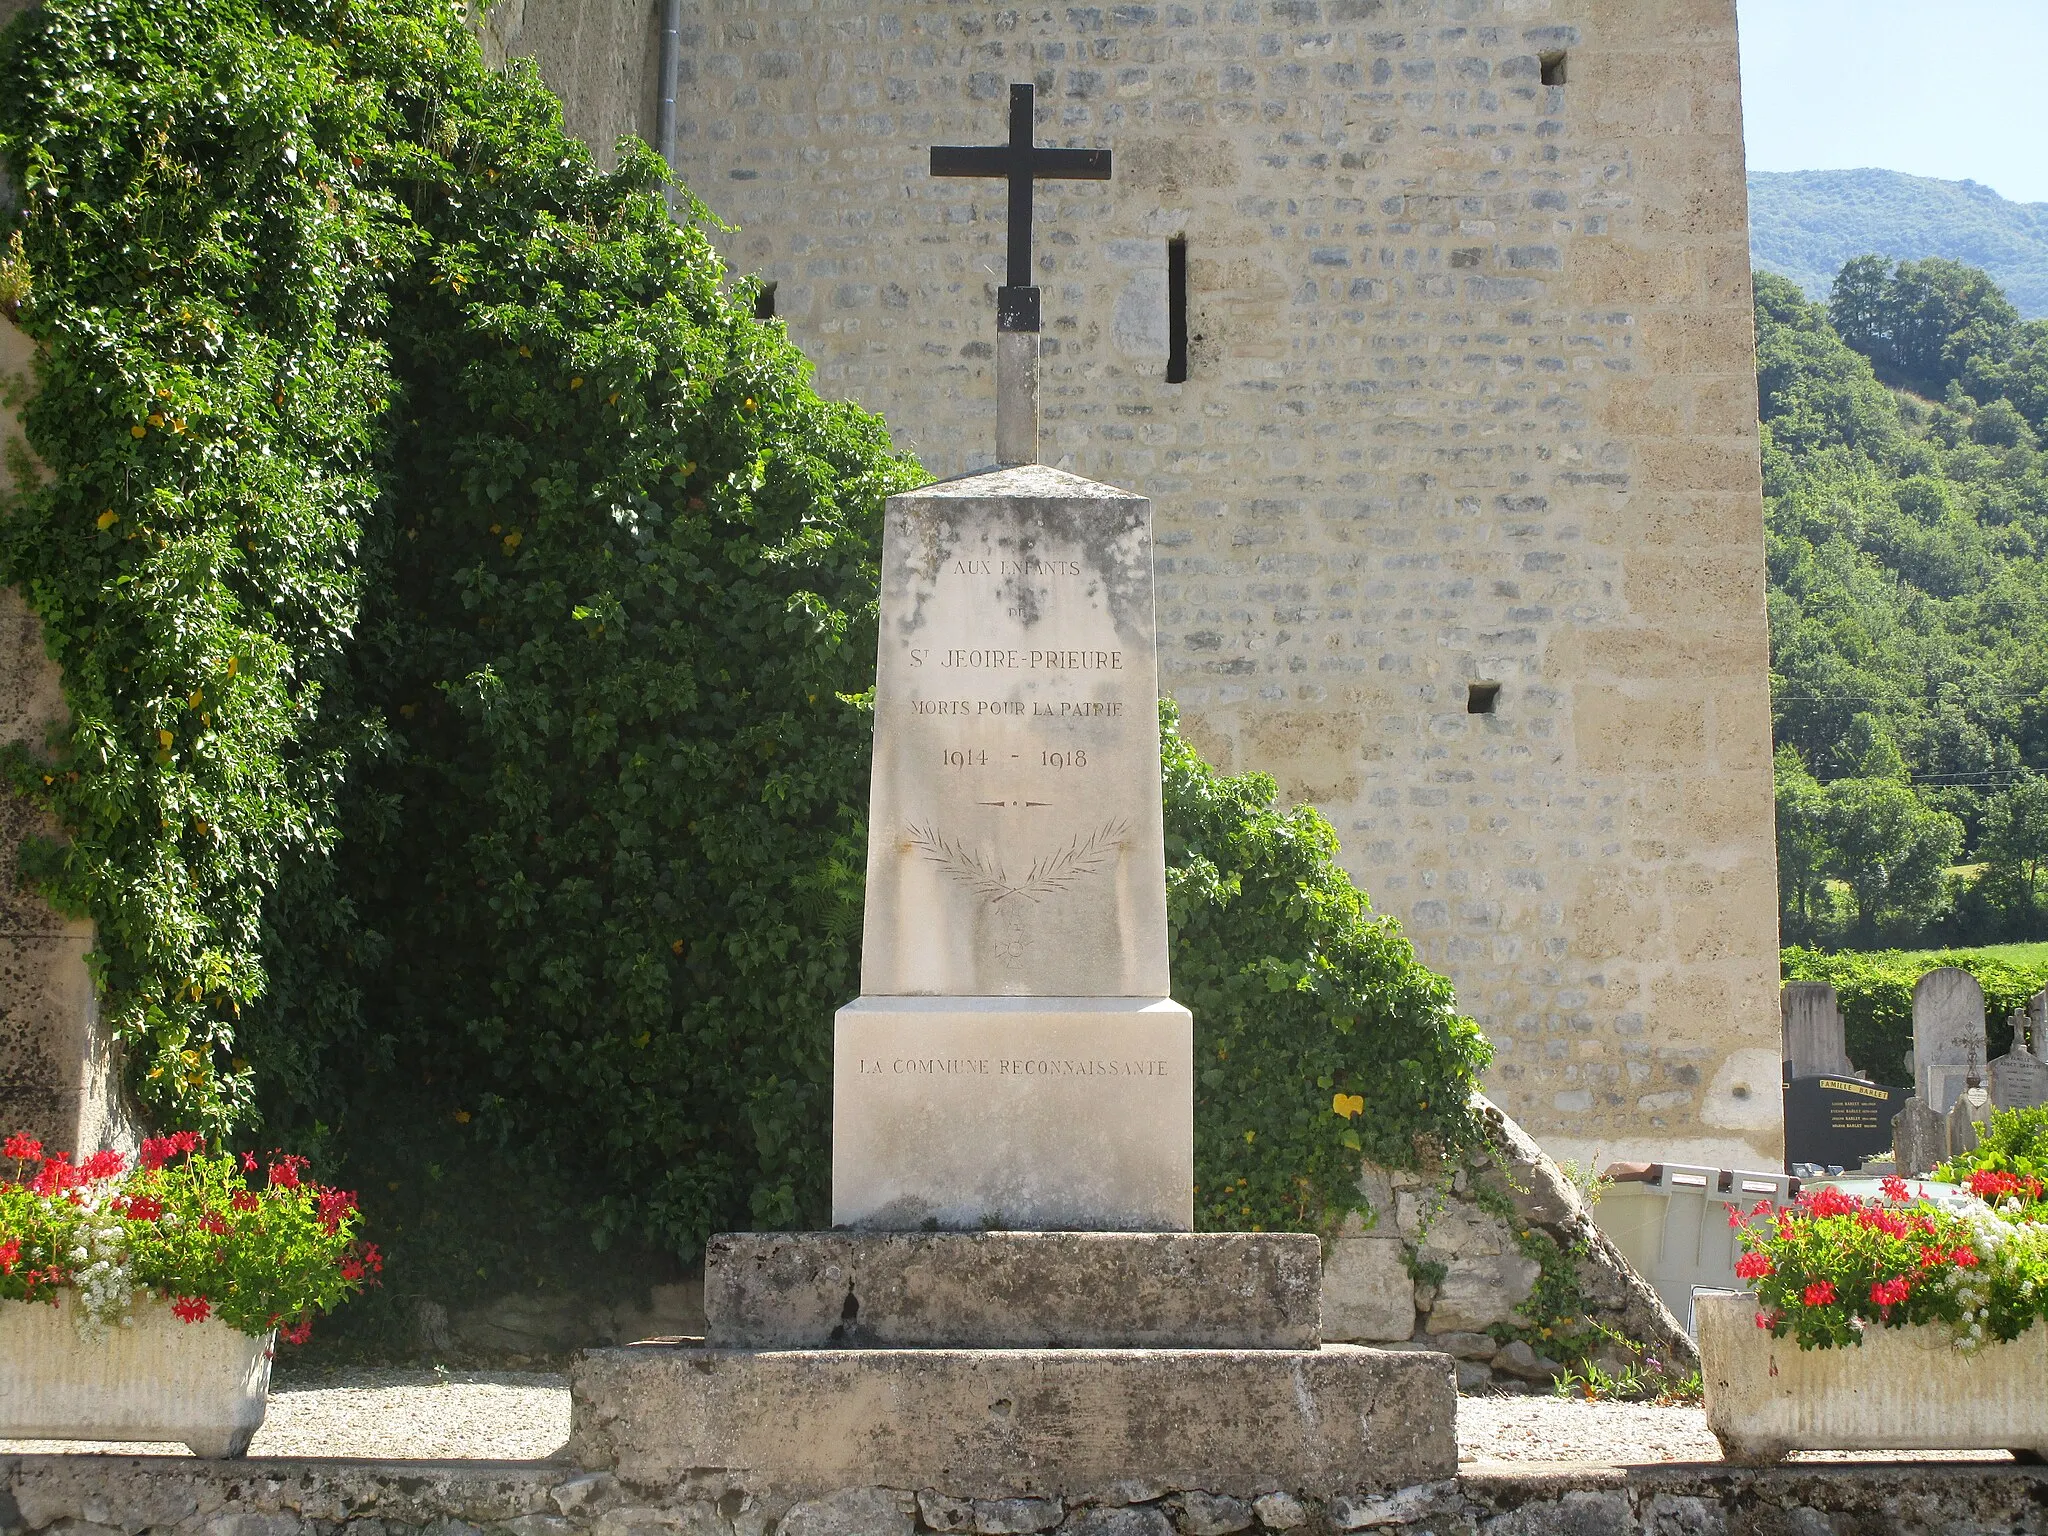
[1880,941,2048,968]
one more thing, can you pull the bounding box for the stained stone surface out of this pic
[1781,982,1852,1078]
[1912,968,1987,1114]
[0,317,132,1160]
[831,996,1192,1231]
[567,1342,1457,1499]
[857,465,1168,1000]
[702,1231,1319,1350]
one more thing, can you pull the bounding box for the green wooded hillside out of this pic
[1761,257,2048,948]
[1751,170,2048,320]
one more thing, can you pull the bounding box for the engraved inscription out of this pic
[905,818,1129,905]
[852,1056,1174,1077]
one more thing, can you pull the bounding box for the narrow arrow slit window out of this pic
[1167,237,1189,384]
[753,282,777,321]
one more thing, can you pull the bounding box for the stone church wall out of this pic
[486,0,1784,1171]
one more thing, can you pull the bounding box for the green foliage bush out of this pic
[1,0,1493,1321]
[1163,705,1491,1232]
[1780,945,2048,1087]
[1941,1104,2048,1188]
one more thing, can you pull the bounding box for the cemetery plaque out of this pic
[1912,967,1987,1114]
[1991,1031,2048,1112]
[1783,1074,1906,1171]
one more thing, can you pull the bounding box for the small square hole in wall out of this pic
[1540,51,1567,86]
[753,282,778,321]
[1467,682,1501,715]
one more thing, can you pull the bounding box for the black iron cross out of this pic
[931,83,1111,333]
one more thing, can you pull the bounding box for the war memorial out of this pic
[7,0,2048,1530]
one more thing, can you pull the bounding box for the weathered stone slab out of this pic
[0,317,133,1160]
[857,465,1168,1000]
[703,1231,1319,1350]
[832,996,1192,1231]
[1780,981,1852,1078]
[1319,1236,1415,1344]
[1913,967,1986,1114]
[567,1343,1455,1499]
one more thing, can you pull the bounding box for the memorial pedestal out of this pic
[703,1231,1319,1349]
[563,456,1456,1502]
[832,996,1192,1231]
[568,1339,1455,1501]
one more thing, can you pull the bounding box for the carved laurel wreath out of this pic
[904,818,1130,905]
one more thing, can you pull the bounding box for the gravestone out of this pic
[1913,967,1987,1115]
[1893,1095,1946,1178]
[1781,982,1853,1078]
[1947,1082,1992,1160]
[1783,1074,1905,1171]
[1991,1012,2048,1113]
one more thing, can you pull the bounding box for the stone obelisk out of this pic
[831,88,1192,1230]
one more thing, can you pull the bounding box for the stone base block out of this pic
[568,1343,1455,1499]
[832,996,1193,1231]
[704,1231,1321,1349]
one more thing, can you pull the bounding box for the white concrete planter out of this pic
[1698,1291,2048,1462]
[1,1291,273,1457]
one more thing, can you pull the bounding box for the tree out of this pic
[1774,745,1831,945]
[1820,777,1963,943]
[1979,773,2048,933]
[1829,255,2020,401]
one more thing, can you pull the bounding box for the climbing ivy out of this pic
[0,0,417,1129]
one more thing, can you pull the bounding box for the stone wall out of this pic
[8,1455,2048,1536]
[0,317,132,1158]
[1320,1097,1692,1389]
[480,0,1783,1171]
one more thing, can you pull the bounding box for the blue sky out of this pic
[1738,0,2048,203]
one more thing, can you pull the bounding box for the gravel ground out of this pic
[0,1369,572,1460]
[0,1373,2024,1465]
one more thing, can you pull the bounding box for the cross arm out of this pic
[929,146,1013,177]
[1031,147,1112,180]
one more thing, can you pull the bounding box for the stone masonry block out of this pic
[567,1343,1456,1499]
[703,1231,1321,1349]
[1319,1237,1415,1343]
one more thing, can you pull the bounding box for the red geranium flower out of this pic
[231,1190,261,1212]
[80,1148,126,1181]
[171,1295,210,1324]
[1802,1280,1837,1307]
[3,1133,43,1162]
[1953,1246,1980,1267]
[1735,1251,1774,1280]
[1880,1175,1910,1203]
[200,1211,229,1236]
[1870,1276,1912,1308]
[123,1195,164,1223]
[0,1237,19,1274]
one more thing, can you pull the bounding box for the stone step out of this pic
[567,1341,1455,1500]
[703,1231,1321,1349]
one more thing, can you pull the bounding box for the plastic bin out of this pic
[1594,1164,1797,1333]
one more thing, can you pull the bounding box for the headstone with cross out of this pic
[931,83,1111,466]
